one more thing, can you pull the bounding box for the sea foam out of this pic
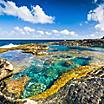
[0,43,19,48]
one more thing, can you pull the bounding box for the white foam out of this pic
[0,43,19,48]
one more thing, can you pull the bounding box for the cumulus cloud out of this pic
[87,4,104,31]
[51,29,77,36]
[14,26,36,35]
[0,0,54,24]
[13,26,78,36]
[0,26,78,39]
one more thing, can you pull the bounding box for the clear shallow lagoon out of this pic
[0,44,104,99]
[0,50,32,62]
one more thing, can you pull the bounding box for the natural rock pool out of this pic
[0,45,104,99]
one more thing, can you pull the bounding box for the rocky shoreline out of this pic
[37,66,104,104]
[0,66,104,104]
[52,39,104,48]
[66,67,104,104]
[0,39,104,104]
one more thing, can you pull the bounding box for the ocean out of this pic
[0,40,65,47]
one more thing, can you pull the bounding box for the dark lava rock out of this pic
[66,67,104,104]
[0,92,25,104]
[57,39,104,48]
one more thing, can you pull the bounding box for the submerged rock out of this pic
[2,76,30,99]
[62,61,73,67]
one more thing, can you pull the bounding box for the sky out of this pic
[0,0,104,39]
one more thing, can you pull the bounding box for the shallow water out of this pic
[48,45,104,52]
[0,45,104,99]
[0,50,32,62]
[12,56,91,98]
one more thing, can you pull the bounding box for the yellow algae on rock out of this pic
[6,76,30,98]
[29,65,100,100]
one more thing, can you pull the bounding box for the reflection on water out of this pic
[0,50,33,72]
[0,50,32,62]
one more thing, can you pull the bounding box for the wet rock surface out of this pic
[37,67,104,104]
[54,39,104,48]
[66,67,104,104]
[0,42,104,104]
[0,92,26,104]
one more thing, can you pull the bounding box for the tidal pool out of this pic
[48,45,104,52]
[0,45,104,99]
[0,50,33,72]
[0,50,32,62]
[12,56,91,98]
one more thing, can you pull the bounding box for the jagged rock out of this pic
[0,58,13,81]
[56,39,104,48]
[37,67,104,104]
[65,67,104,104]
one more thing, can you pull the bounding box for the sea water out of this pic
[0,43,103,98]
[12,54,91,98]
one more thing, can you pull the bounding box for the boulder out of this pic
[0,58,13,81]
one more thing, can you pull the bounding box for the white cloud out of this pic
[52,30,59,34]
[0,0,54,24]
[0,26,78,39]
[52,29,78,36]
[87,4,104,31]
[37,30,44,35]
[45,31,51,35]
[23,26,35,32]
[79,23,82,26]
[60,29,72,35]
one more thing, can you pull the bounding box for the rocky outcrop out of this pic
[66,67,104,104]
[37,67,104,104]
[53,39,104,48]
[0,58,13,81]
[0,44,48,56]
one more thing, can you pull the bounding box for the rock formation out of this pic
[0,58,13,81]
[37,67,104,104]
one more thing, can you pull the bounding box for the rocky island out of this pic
[0,39,104,104]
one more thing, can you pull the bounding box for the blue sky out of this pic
[0,0,104,39]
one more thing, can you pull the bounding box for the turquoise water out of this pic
[0,45,103,99]
[48,45,69,52]
[12,55,91,98]
[48,45,104,52]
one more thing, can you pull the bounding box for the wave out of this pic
[0,43,19,48]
